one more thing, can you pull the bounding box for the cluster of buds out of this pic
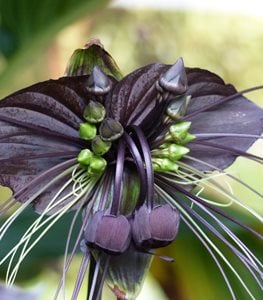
[77,66,124,177]
[152,121,195,172]
[82,59,189,255]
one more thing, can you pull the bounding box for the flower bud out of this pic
[91,135,111,156]
[158,58,188,95]
[87,156,107,176]
[84,211,131,254]
[152,157,179,172]
[64,39,123,79]
[181,132,196,144]
[164,121,192,144]
[83,100,106,123]
[152,144,189,161]
[167,95,191,120]
[77,149,94,166]
[132,204,180,249]
[86,66,112,95]
[99,117,124,142]
[79,122,97,140]
[105,244,152,300]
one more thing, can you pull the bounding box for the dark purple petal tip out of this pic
[158,58,188,95]
[86,66,112,95]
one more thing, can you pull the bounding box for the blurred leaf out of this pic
[0,0,109,94]
[152,223,262,300]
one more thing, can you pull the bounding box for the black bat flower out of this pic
[0,40,262,300]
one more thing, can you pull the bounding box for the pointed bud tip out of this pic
[159,57,188,94]
[83,38,104,49]
[152,157,179,172]
[165,121,192,143]
[87,66,112,95]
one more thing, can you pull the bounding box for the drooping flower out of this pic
[0,39,262,300]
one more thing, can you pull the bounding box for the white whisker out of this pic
[6,187,90,286]
[155,185,258,300]
[0,166,76,240]
[61,197,87,299]
[182,215,236,299]
[184,155,262,198]
[4,174,99,286]
[1,168,86,268]
[54,202,94,300]
[176,161,263,222]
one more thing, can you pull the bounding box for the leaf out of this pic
[152,226,263,300]
[0,0,109,96]
[0,206,82,280]
[65,39,123,80]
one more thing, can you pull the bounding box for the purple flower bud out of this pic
[132,204,180,249]
[84,211,131,254]
[86,66,112,95]
[99,117,124,141]
[158,58,188,95]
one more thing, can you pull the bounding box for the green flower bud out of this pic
[152,158,179,172]
[77,149,94,166]
[83,100,106,123]
[164,121,192,144]
[87,156,107,176]
[79,122,97,140]
[91,135,111,156]
[152,144,189,161]
[158,142,171,149]
[99,118,124,142]
[180,132,196,144]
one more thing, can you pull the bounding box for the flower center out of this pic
[77,65,195,255]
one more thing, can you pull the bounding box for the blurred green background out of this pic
[0,1,262,299]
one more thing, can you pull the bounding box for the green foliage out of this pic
[0,0,109,94]
[66,43,123,79]
[152,224,263,300]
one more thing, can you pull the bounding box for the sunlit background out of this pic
[0,0,262,299]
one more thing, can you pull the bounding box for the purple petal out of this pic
[0,78,92,198]
[183,69,263,170]
[106,63,168,126]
